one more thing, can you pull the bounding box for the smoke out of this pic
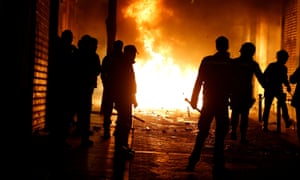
[76,0,108,56]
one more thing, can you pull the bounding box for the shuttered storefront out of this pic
[282,0,298,121]
[282,0,298,77]
[32,0,50,132]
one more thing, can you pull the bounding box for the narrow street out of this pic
[129,110,300,179]
[32,109,300,180]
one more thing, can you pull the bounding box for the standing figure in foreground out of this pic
[113,45,138,155]
[75,35,101,147]
[47,29,78,146]
[290,66,300,142]
[262,49,292,132]
[186,36,231,176]
[100,40,124,140]
[46,29,78,177]
[230,42,265,144]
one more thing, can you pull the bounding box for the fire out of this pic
[123,0,203,111]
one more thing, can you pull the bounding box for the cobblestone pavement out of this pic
[32,110,300,180]
[129,110,300,180]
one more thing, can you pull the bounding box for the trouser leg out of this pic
[240,110,249,141]
[188,111,213,167]
[77,90,93,143]
[263,94,273,130]
[102,95,113,137]
[213,111,229,169]
[230,109,239,139]
[114,104,132,151]
[278,93,290,125]
[103,107,113,138]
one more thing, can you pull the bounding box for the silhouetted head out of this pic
[240,42,256,57]
[77,34,91,50]
[215,36,229,52]
[276,49,289,64]
[61,29,73,44]
[124,45,138,64]
[113,40,123,52]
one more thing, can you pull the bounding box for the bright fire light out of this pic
[123,0,203,110]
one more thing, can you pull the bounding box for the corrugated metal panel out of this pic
[282,0,298,101]
[32,0,50,132]
[283,0,298,74]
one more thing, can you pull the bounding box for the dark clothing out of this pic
[46,34,78,175]
[263,62,291,130]
[230,57,264,141]
[230,57,264,110]
[74,47,101,143]
[264,62,290,93]
[188,51,231,170]
[112,56,137,150]
[290,67,300,141]
[290,67,300,108]
[47,36,78,146]
[191,52,231,106]
[100,51,124,133]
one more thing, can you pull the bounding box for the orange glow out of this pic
[123,0,202,110]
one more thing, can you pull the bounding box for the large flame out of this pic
[123,0,202,110]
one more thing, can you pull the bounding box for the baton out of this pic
[184,98,201,113]
[111,112,145,123]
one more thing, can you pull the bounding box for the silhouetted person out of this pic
[262,49,292,132]
[230,42,265,144]
[290,66,300,142]
[113,45,138,155]
[75,35,101,147]
[47,29,78,145]
[186,36,231,177]
[100,40,124,140]
[46,29,78,178]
